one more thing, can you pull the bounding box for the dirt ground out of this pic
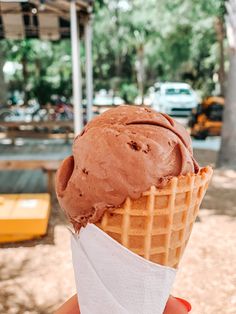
[0,149,236,314]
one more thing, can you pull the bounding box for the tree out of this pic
[217,0,236,168]
[92,0,227,99]
[0,0,228,105]
[3,39,72,106]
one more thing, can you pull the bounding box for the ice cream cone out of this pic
[96,166,213,268]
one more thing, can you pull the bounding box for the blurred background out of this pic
[0,0,236,313]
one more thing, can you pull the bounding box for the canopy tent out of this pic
[0,0,94,134]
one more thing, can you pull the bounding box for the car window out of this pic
[165,88,191,95]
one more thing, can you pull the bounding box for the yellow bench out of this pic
[0,193,50,243]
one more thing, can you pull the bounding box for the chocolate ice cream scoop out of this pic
[56,106,199,230]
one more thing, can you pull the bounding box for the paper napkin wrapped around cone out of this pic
[71,224,176,314]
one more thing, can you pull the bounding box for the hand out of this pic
[54,294,191,314]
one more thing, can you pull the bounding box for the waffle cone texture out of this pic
[96,166,213,268]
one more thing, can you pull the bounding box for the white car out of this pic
[152,82,198,116]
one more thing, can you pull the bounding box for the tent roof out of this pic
[0,0,93,40]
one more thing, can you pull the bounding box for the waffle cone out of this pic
[96,166,213,268]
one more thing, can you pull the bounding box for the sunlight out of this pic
[3,61,22,75]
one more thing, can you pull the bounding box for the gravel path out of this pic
[173,210,236,314]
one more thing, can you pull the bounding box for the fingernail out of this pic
[175,297,192,312]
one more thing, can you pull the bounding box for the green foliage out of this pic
[92,0,227,98]
[120,82,139,103]
[0,0,228,105]
[2,39,72,105]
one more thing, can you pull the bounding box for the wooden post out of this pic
[70,0,83,135]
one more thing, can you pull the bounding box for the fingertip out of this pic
[174,297,192,312]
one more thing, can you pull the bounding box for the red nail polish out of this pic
[175,297,192,312]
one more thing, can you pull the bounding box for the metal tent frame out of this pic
[0,0,94,134]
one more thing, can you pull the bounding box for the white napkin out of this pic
[71,224,176,314]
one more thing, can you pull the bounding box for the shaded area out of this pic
[173,209,236,314]
[0,288,57,314]
[193,149,236,216]
[0,169,47,194]
[0,197,74,314]
[0,222,75,313]
[203,169,236,217]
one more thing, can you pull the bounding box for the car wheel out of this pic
[193,131,208,140]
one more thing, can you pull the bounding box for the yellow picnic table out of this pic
[0,193,50,243]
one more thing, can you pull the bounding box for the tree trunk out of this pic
[136,44,145,105]
[215,17,226,96]
[217,49,236,168]
[114,5,121,78]
[0,48,7,106]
